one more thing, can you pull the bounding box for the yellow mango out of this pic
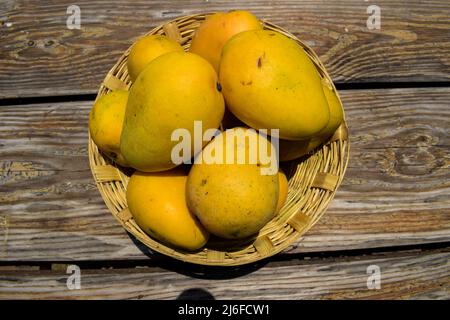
[320,80,344,139]
[186,128,279,239]
[190,10,262,72]
[126,167,209,251]
[279,81,344,161]
[121,51,225,172]
[89,90,129,166]
[279,138,322,162]
[276,170,289,213]
[219,30,330,140]
[127,34,183,82]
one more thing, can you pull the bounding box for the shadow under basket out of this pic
[88,13,350,266]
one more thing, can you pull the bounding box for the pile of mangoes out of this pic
[89,11,343,251]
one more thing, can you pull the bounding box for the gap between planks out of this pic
[1,82,450,107]
[0,247,448,299]
[0,241,449,271]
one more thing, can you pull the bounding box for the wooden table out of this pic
[0,0,449,300]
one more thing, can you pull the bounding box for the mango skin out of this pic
[127,35,183,82]
[278,138,322,162]
[320,81,344,139]
[190,10,262,72]
[89,90,129,167]
[121,51,225,172]
[219,30,330,140]
[276,170,289,213]
[126,167,209,251]
[186,128,279,239]
[279,81,344,161]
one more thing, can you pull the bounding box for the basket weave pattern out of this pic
[88,13,350,266]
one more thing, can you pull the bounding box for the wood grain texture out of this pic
[0,87,448,262]
[0,0,449,98]
[0,249,448,299]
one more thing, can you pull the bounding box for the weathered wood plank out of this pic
[0,249,448,299]
[0,87,448,261]
[0,0,449,98]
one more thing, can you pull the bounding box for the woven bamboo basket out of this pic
[88,13,350,266]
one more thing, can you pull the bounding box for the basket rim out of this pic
[88,12,350,266]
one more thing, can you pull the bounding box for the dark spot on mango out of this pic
[216,82,222,92]
[201,179,207,186]
[257,52,266,68]
[231,229,240,237]
[204,191,208,196]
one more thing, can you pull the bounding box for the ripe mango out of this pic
[276,170,289,213]
[121,51,225,172]
[320,80,344,139]
[190,10,262,72]
[279,81,344,161]
[219,30,330,140]
[89,90,129,166]
[186,128,279,239]
[278,138,322,162]
[127,34,183,82]
[127,167,209,251]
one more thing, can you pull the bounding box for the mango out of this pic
[276,170,289,213]
[190,10,262,72]
[89,90,129,166]
[279,81,344,161]
[121,51,225,172]
[126,167,209,251]
[219,30,330,140]
[320,80,344,139]
[127,34,183,82]
[186,128,279,239]
[279,138,322,162]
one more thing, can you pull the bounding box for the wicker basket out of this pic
[88,13,350,266]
